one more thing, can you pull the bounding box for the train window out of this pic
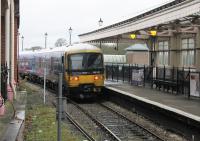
[69,54,83,70]
[69,53,103,70]
[87,54,102,68]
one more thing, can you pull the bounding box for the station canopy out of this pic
[79,0,200,43]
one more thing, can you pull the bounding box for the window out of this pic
[69,53,103,70]
[158,41,169,65]
[181,38,195,67]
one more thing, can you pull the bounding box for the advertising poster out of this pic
[132,69,144,86]
[190,73,200,97]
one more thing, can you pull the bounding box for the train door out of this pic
[64,53,69,81]
[63,53,70,96]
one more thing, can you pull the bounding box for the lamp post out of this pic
[21,36,24,51]
[98,18,103,27]
[98,18,103,48]
[44,32,48,49]
[149,30,157,66]
[69,27,72,46]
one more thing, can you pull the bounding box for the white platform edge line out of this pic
[106,86,200,122]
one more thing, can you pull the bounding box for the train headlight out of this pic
[94,76,99,80]
[94,75,103,80]
[70,76,79,81]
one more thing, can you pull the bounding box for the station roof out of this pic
[125,44,149,51]
[79,0,200,42]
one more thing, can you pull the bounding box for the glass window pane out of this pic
[182,51,187,65]
[164,52,168,65]
[164,44,168,50]
[182,44,187,49]
[188,43,194,48]
[189,51,194,65]
[189,38,194,44]
[159,52,163,65]
[158,42,163,46]
[182,39,187,44]
[164,41,168,46]
[158,42,163,50]
[69,53,103,70]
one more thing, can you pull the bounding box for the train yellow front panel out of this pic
[68,75,104,87]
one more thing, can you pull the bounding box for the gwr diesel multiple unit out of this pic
[19,43,104,98]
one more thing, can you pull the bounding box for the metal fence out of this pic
[1,64,8,100]
[105,64,200,98]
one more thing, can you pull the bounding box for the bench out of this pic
[153,79,178,94]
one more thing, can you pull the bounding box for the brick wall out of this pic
[126,51,149,65]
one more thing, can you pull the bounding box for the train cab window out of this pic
[69,53,103,71]
[69,54,83,70]
[87,54,102,68]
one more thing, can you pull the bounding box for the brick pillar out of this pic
[5,4,10,84]
[1,16,5,64]
[0,0,1,93]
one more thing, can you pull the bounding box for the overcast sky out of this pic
[19,0,172,50]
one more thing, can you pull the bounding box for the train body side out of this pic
[19,49,63,84]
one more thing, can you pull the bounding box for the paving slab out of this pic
[1,110,25,141]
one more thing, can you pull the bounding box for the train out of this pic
[19,43,104,98]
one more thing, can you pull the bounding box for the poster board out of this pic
[190,73,200,97]
[132,69,144,86]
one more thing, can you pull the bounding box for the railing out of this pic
[105,64,153,86]
[105,63,200,98]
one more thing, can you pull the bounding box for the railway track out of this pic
[28,81,118,140]
[64,111,96,141]
[51,98,96,141]
[67,99,165,141]
[26,81,185,141]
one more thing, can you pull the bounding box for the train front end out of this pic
[65,48,104,98]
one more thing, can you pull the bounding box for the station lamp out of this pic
[98,18,103,27]
[69,27,72,45]
[149,30,157,36]
[130,34,136,39]
[149,29,157,66]
[44,32,48,48]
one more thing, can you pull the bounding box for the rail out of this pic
[52,101,96,141]
[68,99,121,141]
[99,102,165,141]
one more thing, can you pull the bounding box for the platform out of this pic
[1,110,25,141]
[105,80,200,122]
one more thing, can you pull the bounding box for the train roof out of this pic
[19,43,101,55]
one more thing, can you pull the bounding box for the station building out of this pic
[0,0,20,99]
